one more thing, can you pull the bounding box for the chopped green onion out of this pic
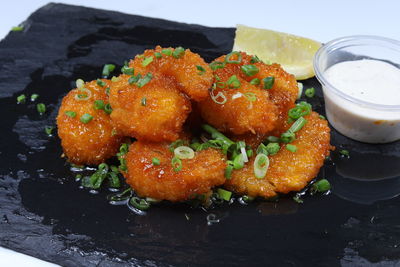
[80,113,93,124]
[225,51,242,64]
[141,97,146,106]
[242,195,255,203]
[104,103,112,114]
[169,139,186,152]
[108,187,132,201]
[94,100,105,110]
[250,78,260,85]
[224,164,234,179]
[171,156,182,172]
[288,102,312,119]
[217,188,232,201]
[154,52,162,59]
[174,146,195,159]
[209,61,225,70]
[340,149,350,157]
[210,89,227,105]
[96,79,106,87]
[293,195,303,204]
[246,149,253,158]
[17,94,26,104]
[45,126,54,136]
[263,76,275,89]
[102,64,116,77]
[105,87,110,95]
[227,75,241,89]
[128,74,141,84]
[241,65,259,76]
[11,26,23,32]
[152,157,160,166]
[250,55,261,63]
[288,117,307,133]
[76,79,85,89]
[256,143,268,155]
[244,92,257,102]
[130,197,150,211]
[254,153,269,179]
[312,179,331,192]
[305,87,315,98]
[108,171,120,188]
[297,82,303,99]
[233,154,245,170]
[65,111,76,118]
[266,142,280,155]
[201,124,235,147]
[111,76,120,82]
[266,136,280,142]
[286,144,297,152]
[280,131,296,143]
[30,94,39,101]
[36,103,46,114]
[196,65,206,75]
[74,88,92,101]
[161,48,172,56]
[121,66,134,75]
[172,47,185,58]
[136,73,153,87]
[142,56,154,67]
[319,115,326,120]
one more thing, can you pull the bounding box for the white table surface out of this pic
[1,0,399,266]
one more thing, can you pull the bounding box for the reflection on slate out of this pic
[0,3,399,267]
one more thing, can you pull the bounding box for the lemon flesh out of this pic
[233,24,321,80]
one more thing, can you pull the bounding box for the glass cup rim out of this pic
[313,35,400,111]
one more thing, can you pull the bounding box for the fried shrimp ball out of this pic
[109,74,191,142]
[225,112,331,198]
[198,52,281,135]
[129,46,213,101]
[199,52,299,134]
[124,141,227,202]
[57,79,123,165]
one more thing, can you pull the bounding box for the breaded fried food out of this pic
[125,141,227,202]
[129,46,213,101]
[225,112,331,198]
[198,52,281,135]
[109,74,191,142]
[199,52,298,134]
[57,79,122,165]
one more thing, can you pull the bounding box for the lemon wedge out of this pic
[233,24,321,80]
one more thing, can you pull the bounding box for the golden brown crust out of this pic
[225,112,331,198]
[129,46,213,101]
[56,79,122,165]
[109,74,191,142]
[125,141,227,202]
[198,52,285,135]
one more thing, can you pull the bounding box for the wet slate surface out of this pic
[0,3,400,267]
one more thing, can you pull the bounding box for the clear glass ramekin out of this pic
[314,35,400,143]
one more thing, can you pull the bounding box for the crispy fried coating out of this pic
[198,52,280,135]
[225,112,331,198]
[109,74,191,142]
[129,46,213,101]
[125,141,227,202]
[56,79,122,165]
[199,52,298,135]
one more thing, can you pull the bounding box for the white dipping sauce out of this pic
[322,59,400,143]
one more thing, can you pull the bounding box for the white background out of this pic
[1,0,399,266]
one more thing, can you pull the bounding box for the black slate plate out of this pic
[1,3,400,267]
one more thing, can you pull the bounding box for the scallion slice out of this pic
[196,65,206,75]
[209,61,225,70]
[174,146,195,159]
[172,47,185,58]
[30,94,39,101]
[152,157,160,166]
[136,73,153,88]
[250,78,260,85]
[225,51,242,64]
[154,52,162,59]
[80,113,93,124]
[121,66,134,75]
[312,179,331,192]
[17,94,26,104]
[241,65,259,76]
[217,188,232,201]
[94,100,105,110]
[65,111,76,118]
[263,76,275,89]
[227,75,241,89]
[96,79,106,87]
[254,153,269,179]
[161,48,172,56]
[286,144,297,152]
[288,117,307,133]
[104,103,112,114]
[305,87,315,98]
[74,88,92,101]
[130,197,150,210]
[141,97,146,106]
[142,56,154,67]
[233,154,245,170]
[171,156,182,172]
[102,64,116,77]
[36,103,46,114]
